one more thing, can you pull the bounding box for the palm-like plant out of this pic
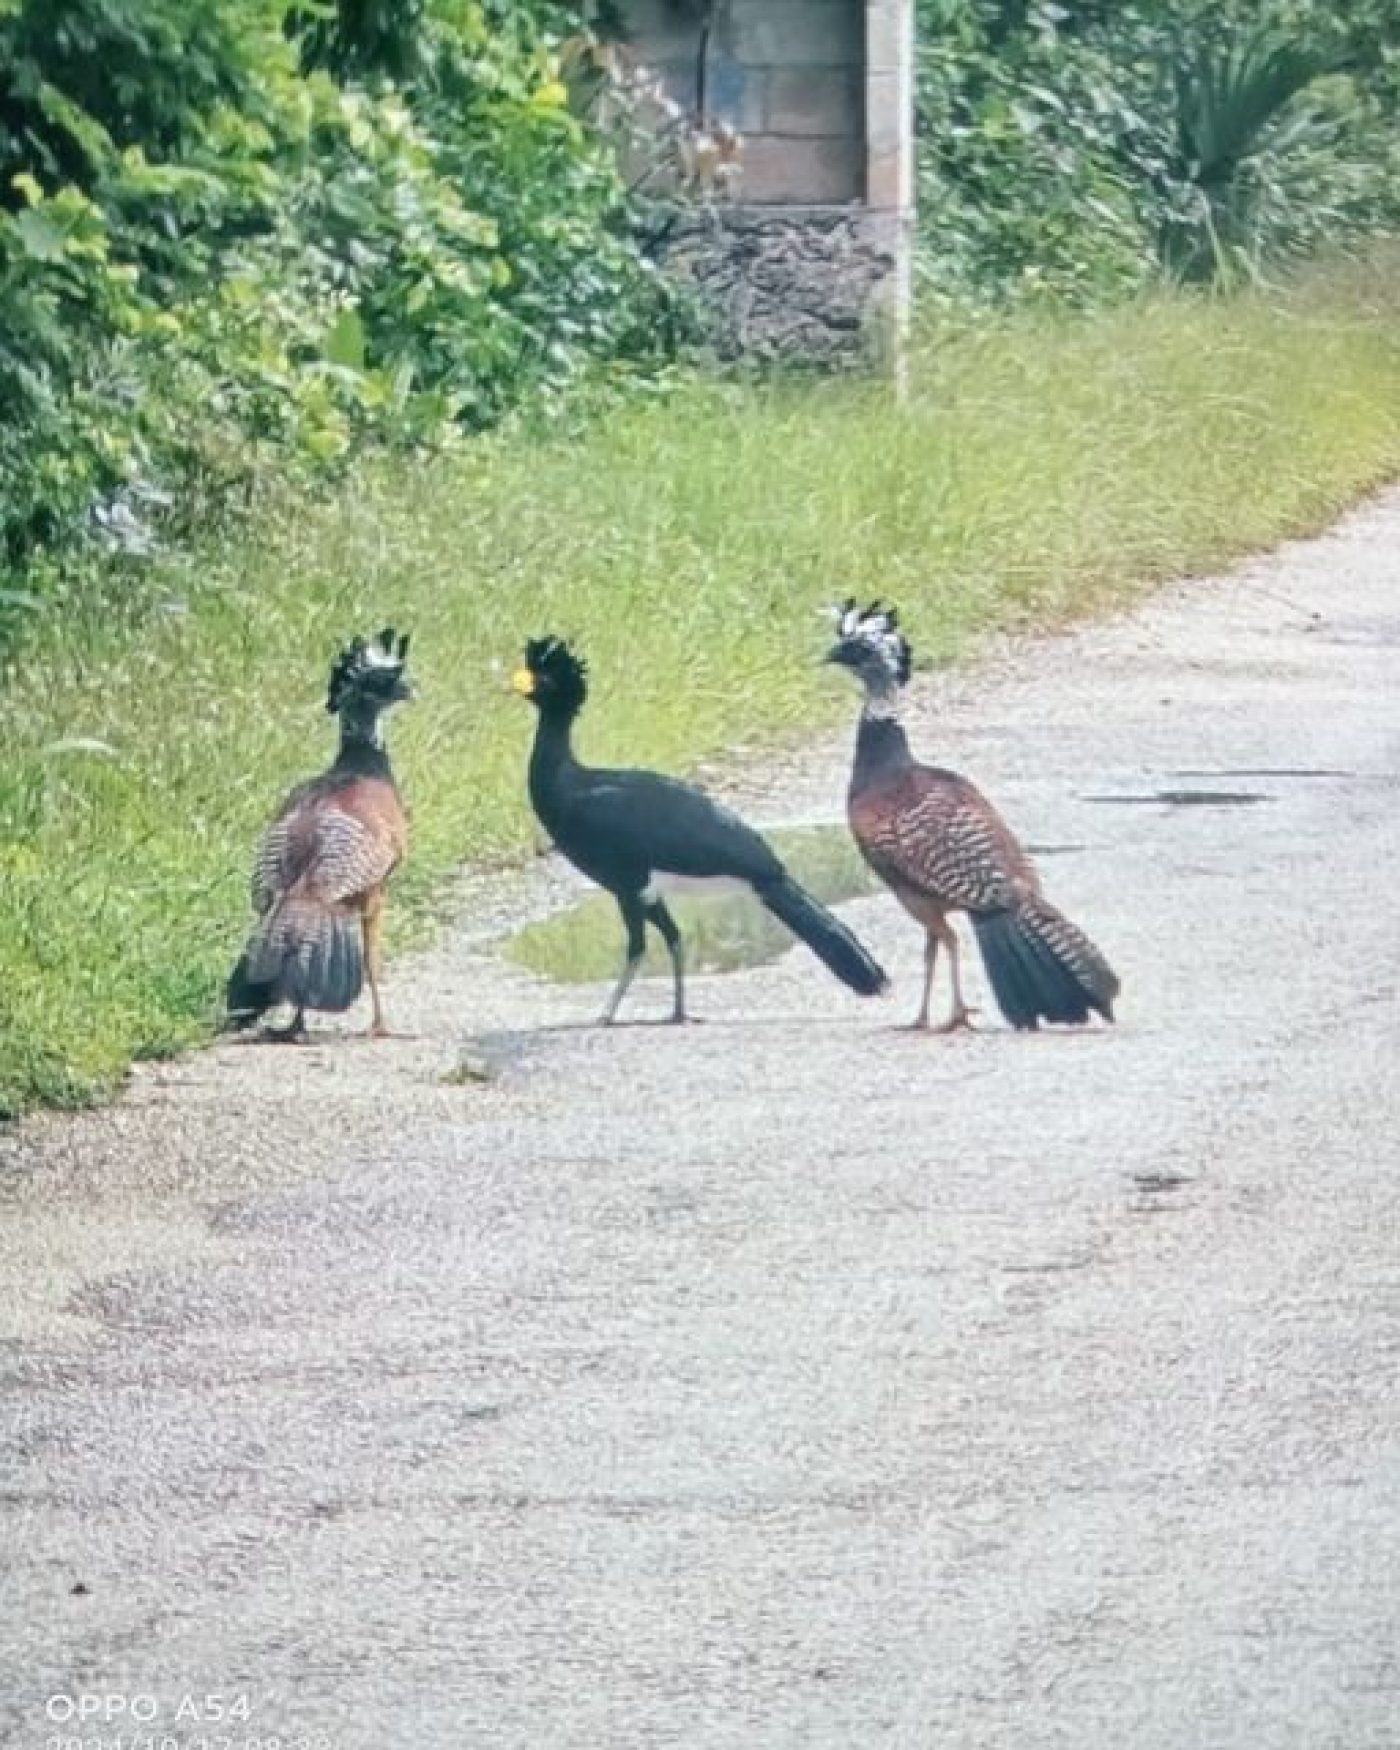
[1159,28,1343,283]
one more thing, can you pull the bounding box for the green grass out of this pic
[4,258,1400,1114]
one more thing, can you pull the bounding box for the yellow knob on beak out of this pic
[510,669,536,698]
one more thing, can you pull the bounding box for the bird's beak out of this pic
[510,669,536,698]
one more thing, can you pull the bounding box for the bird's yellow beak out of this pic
[510,668,536,698]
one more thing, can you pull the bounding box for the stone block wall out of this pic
[650,204,902,365]
[619,1,913,366]
[624,0,864,202]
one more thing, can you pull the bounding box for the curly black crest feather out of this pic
[523,635,589,711]
[831,598,913,686]
[326,627,411,714]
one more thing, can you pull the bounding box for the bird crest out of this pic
[326,627,411,714]
[514,635,589,711]
[831,599,913,686]
[524,635,585,677]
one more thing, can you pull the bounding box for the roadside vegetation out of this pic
[3,0,1400,1112]
[916,0,1400,302]
[5,263,1400,1113]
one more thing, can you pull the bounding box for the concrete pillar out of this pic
[864,0,914,378]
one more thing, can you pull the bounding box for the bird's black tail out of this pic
[972,897,1118,1030]
[225,897,363,1026]
[755,874,889,996]
[223,951,277,1030]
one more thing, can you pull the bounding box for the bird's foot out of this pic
[933,1004,977,1034]
[261,1021,309,1045]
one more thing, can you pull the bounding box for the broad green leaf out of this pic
[12,208,66,263]
[323,307,367,370]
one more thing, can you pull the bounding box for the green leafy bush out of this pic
[915,1,1400,303]
[915,1,1157,303]
[0,0,672,596]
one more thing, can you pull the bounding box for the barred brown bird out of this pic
[225,629,413,1041]
[826,601,1119,1032]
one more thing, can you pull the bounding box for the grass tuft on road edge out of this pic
[3,258,1400,1114]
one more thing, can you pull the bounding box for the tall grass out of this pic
[3,261,1400,1113]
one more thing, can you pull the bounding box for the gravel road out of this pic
[2,496,1399,1750]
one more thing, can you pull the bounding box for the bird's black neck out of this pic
[853,691,912,783]
[528,705,582,812]
[333,707,394,781]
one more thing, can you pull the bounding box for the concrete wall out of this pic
[624,0,865,203]
[653,204,903,364]
[620,1,914,366]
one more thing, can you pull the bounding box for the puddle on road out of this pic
[1085,767,1369,808]
[1132,1171,1193,1195]
[1084,789,1270,808]
[1129,1170,1195,1216]
[501,823,881,984]
[1170,767,1354,781]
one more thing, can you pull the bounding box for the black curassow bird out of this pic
[226,629,413,1040]
[826,601,1119,1032]
[512,636,888,1023]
